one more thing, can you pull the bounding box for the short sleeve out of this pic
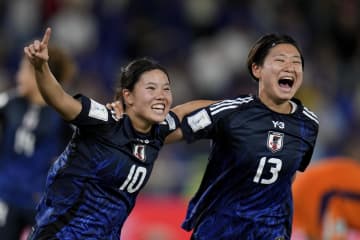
[70,94,115,127]
[157,111,180,139]
[181,100,237,143]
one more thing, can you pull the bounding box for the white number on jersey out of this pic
[14,127,35,156]
[119,165,147,193]
[13,106,40,156]
[253,157,282,184]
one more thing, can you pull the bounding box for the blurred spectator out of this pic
[0,46,75,240]
[47,0,99,55]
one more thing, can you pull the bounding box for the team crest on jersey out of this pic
[133,144,146,161]
[267,131,284,153]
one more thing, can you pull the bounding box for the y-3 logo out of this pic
[272,120,285,129]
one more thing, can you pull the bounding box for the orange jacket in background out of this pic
[292,157,360,240]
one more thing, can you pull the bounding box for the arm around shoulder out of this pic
[171,100,217,121]
[165,99,217,144]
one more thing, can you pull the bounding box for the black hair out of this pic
[115,57,170,108]
[246,34,304,81]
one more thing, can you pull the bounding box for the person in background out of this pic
[178,33,319,239]
[24,27,212,240]
[292,156,360,240]
[0,45,76,239]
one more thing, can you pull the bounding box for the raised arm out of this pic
[24,27,81,121]
[165,100,216,144]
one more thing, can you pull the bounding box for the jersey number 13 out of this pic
[253,157,282,184]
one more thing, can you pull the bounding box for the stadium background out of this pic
[0,0,359,239]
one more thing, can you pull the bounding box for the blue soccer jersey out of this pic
[181,95,319,240]
[0,90,72,209]
[30,95,179,240]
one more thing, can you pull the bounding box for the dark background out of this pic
[0,0,359,198]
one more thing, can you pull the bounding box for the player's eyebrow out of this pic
[144,80,170,87]
[274,53,301,59]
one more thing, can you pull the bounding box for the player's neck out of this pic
[126,112,152,134]
[259,96,292,114]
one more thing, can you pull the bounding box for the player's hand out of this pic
[106,101,124,120]
[24,27,51,69]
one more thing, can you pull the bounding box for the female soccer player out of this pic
[179,34,319,239]
[0,46,75,240]
[23,28,211,240]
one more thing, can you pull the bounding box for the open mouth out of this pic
[278,77,294,89]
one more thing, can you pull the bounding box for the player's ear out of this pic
[122,89,134,106]
[252,63,261,79]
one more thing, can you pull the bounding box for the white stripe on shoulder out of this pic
[210,96,253,115]
[303,107,318,118]
[302,107,319,124]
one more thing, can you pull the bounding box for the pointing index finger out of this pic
[41,27,52,45]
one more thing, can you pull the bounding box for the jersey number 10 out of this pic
[119,165,147,193]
